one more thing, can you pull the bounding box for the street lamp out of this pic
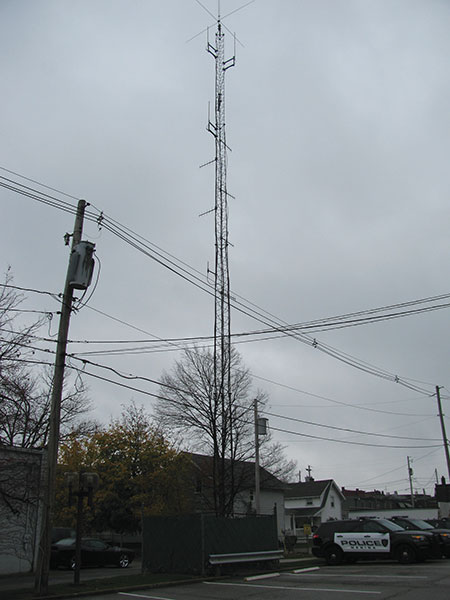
[64,471,99,585]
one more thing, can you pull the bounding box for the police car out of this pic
[312,518,441,565]
[390,516,450,558]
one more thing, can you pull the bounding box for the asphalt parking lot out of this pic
[75,560,450,600]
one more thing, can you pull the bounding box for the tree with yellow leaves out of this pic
[55,402,189,534]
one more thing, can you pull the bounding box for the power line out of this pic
[3,279,447,414]
[3,348,440,446]
[251,373,436,417]
[4,357,171,403]
[231,414,442,449]
[2,283,61,299]
[0,165,80,200]
[2,324,439,421]
[62,293,450,345]
[260,409,441,442]
[266,424,442,449]
[7,308,58,316]
[0,176,99,226]
[1,168,444,396]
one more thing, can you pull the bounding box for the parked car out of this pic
[312,518,441,565]
[390,516,450,558]
[50,537,135,570]
[426,517,450,529]
[51,527,75,543]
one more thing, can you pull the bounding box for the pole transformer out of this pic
[207,18,235,515]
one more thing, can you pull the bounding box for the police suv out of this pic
[312,518,441,565]
[390,516,450,558]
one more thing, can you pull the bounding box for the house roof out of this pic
[284,479,334,499]
[342,488,385,498]
[186,452,286,491]
[342,488,437,509]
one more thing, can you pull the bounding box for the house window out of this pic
[331,495,335,508]
[195,478,202,494]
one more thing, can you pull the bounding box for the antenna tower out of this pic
[207,15,235,515]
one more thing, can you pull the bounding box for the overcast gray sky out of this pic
[2,0,450,495]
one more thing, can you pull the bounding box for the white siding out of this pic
[234,489,285,540]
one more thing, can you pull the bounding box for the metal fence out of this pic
[142,513,278,574]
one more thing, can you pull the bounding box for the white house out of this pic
[284,479,344,536]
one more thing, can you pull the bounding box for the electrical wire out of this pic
[251,373,436,417]
[2,283,61,299]
[232,414,442,449]
[259,409,441,442]
[62,294,450,345]
[0,165,80,200]
[6,308,58,316]
[0,176,99,226]
[1,168,445,397]
[2,343,442,445]
[3,281,448,417]
[2,323,440,421]
[351,448,442,486]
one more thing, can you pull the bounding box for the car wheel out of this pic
[324,545,344,566]
[118,553,130,568]
[395,544,417,564]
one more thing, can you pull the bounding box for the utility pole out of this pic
[436,386,450,481]
[407,456,415,508]
[35,199,88,596]
[254,399,261,515]
[253,400,268,515]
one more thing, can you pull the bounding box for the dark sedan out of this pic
[50,537,135,569]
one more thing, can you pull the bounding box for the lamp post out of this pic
[64,471,99,585]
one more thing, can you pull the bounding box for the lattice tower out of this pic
[207,20,235,483]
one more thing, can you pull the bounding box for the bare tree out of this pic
[0,269,94,448]
[155,346,296,514]
[0,367,93,448]
[0,268,43,377]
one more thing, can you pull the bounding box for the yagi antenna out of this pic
[187,0,255,46]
